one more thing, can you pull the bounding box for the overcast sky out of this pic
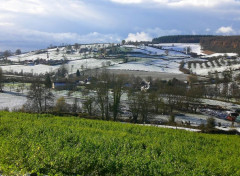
[1,0,240,51]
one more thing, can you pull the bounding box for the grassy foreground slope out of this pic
[0,112,240,175]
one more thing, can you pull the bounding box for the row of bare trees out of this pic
[0,49,21,60]
[79,72,204,123]
[23,78,54,113]
[14,67,240,122]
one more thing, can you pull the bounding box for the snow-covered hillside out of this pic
[186,58,240,76]
[1,59,119,75]
[1,43,239,76]
[1,43,118,74]
[132,45,189,57]
[7,43,111,62]
[108,59,182,74]
[153,43,202,55]
[109,45,194,74]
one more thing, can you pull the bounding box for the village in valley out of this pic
[1,36,240,133]
[2,0,240,175]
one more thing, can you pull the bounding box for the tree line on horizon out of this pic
[152,35,216,43]
[152,35,240,54]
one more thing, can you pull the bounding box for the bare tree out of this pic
[230,82,240,101]
[139,92,150,123]
[74,43,80,51]
[221,83,229,101]
[112,75,124,121]
[165,50,169,56]
[3,50,11,60]
[96,70,110,120]
[185,46,192,54]
[71,98,80,113]
[55,97,68,113]
[25,79,54,112]
[148,91,163,114]
[15,49,21,55]
[57,64,68,78]
[187,74,198,87]
[83,96,95,116]
[128,91,141,123]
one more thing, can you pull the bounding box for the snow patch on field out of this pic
[141,124,201,132]
[133,46,189,57]
[204,53,238,58]
[7,43,111,62]
[153,43,238,57]
[1,64,60,74]
[66,59,119,74]
[1,59,119,75]
[154,43,203,55]
[0,93,27,111]
[190,63,240,76]
[202,99,240,110]
[108,60,182,74]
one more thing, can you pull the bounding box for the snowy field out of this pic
[133,46,189,57]
[1,87,240,130]
[186,57,240,76]
[66,59,119,74]
[154,43,203,55]
[1,58,119,74]
[1,43,119,75]
[108,45,192,74]
[1,64,60,74]
[190,64,240,76]
[153,43,238,57]
[204,53,238,58]
[7,43,112,62]
[108,59,182,74]
[1,43,239,76]
[0,93,27,111]
[153,113,239,127]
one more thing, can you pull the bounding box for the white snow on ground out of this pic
[3,43,239,76]
[153,113,240,127]
[202,99,240,110]
[122,45,136,48]
[109,45,197,74]
[186,57,240,76]
[153,43,238,58]
[1,59,119,75]
[66,59,119,74]
[190,63,240,76]
[8,50,84,62]
[133,46,189,57]
[154,43,204,55]
[7,43,111,62]
[204,53,238,58]
[0,93,27,111]
[216,127,240,132]
[1,64,60,74]
[108,61,182,74]
[141,124,201,132]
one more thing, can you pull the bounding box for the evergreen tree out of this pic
[76,69,80,77]
[44,74,52,89]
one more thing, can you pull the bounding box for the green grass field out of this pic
[0,111,240,175]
